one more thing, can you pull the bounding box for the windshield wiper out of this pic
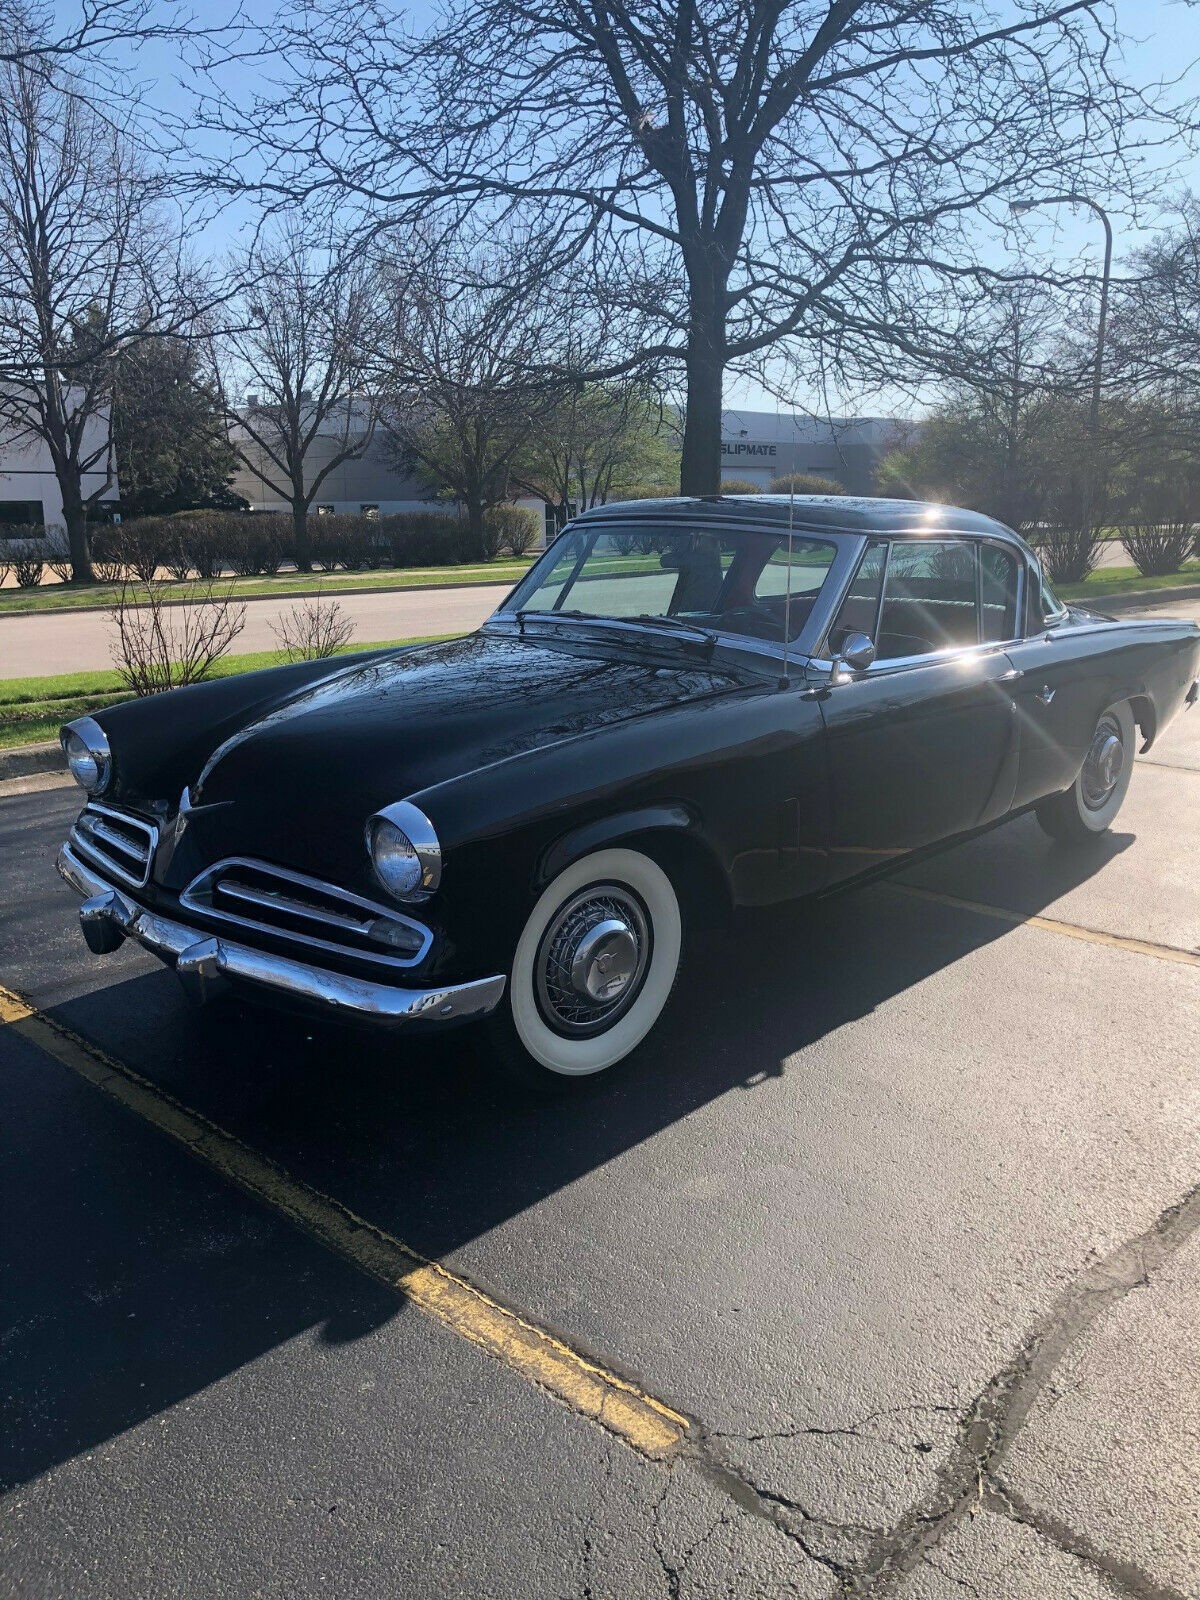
[631,614,717,645]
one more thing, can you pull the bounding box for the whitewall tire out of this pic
[1035,700,1136,842]
[488,847,683,1086]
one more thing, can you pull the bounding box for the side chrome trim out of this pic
[57,844,505,1029]
[180,856,433,969]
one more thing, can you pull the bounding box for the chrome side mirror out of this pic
[831,631,876,682]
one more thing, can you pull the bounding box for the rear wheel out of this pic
[1035,700,1136,843]
[486,847,683,1090]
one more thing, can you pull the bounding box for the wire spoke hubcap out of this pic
[535,885,651,1036]
[1081,714,1125,809]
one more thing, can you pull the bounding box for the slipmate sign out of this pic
[721,441,777,457]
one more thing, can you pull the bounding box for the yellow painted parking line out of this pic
[0,984,690,1461]
[893,885,1200,969]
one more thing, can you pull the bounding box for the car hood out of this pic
[174,631,741,873]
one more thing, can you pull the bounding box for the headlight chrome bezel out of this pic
[61,715,113,795]
[365,800,442,904]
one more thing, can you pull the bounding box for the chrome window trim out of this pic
[812,532,1029,674]
[180,856,434,970]
[70,801,158,891]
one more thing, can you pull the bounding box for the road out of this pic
[0,582,506,678]
[1,694,1199,1597]
[2,582,1199,682]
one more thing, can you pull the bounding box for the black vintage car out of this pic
[58,496,1200,1085]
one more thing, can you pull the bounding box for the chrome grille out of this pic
[180,857,431,969]
[71,802,158,890]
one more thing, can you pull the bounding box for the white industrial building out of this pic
[228,401,914,521]
[0,401,117,538]
[719,410,914,494]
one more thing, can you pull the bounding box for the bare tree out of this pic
[108,575,247,693]
[0,47,207,580]
[270,596,356,661]
[0,1,214,69]
[377,243,567,553]
[212,219,381,573]
[199,1,1180,494]
[516,380,676,524]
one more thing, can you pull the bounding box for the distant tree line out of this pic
[876,241,1200,582]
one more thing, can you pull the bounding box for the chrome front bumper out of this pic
[56,843,506,1028]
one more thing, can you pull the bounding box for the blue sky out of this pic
[79,0,1200,417]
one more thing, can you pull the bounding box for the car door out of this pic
[1002,567,1103,809]
[817,536,1021,885]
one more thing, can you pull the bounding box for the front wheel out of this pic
[1035,700,1136,843]
[486,847,683,1090]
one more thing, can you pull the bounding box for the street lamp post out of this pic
[1010,193,1115,543]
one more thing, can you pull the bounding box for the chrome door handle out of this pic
[1036,684,1056,705]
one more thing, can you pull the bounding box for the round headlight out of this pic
[61,718,111,794]
[365,801,442,903]
[368,818,424,898]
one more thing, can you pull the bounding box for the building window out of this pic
[316,504,335,516]
[0,499,45,531]
[360,503,380,519]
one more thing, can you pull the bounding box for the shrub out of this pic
[120,518,173,583]
[719,478,762,494]
[270,597,356,661]
[4,532,45,587]
[224,516,291,577]
[1119,524,1195,578]
[310,513,368,571]
[108,576,247,693]
[44,524,72,582]
[171,510,230,580]
[606,483,679,503]
[767,472,848,496]
[89,525,126,583]
[1035,525,1103,586]
[484,504,541,557]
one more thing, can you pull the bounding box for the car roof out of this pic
[577,494,1030,549]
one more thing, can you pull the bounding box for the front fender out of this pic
[536,803,696,888]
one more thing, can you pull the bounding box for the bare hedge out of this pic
[87,509,485,581]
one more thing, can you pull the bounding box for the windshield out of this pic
[499,524,838,645]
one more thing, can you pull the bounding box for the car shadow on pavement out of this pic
[2,820,1135,1489]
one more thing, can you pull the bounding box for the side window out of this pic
[745,538,836,641]
[980,545,1020,642]
[875,540,978,660]
[828,541,886,652]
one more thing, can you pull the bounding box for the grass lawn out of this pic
[0,557,534,615]
[1058,561,1200,600]
[0,635,455,749]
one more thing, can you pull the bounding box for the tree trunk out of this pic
[679,326,725,497]
[60,479,95,583]
[466,495,488,561]
[292,500,312,572]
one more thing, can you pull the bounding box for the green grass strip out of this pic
[0,634,455,749]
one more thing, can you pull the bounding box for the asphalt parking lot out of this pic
[2,695,1198,1598]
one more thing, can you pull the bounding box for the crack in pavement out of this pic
[982,1480,1191,1600]
[661,1176,1200,1598]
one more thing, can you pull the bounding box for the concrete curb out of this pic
[0,740,64,781]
